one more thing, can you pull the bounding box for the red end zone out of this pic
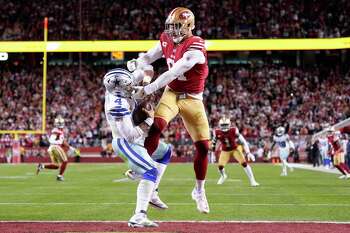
[1,221,350,233]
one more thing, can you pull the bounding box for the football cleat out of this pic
[150,190,168,210]
[250,181,260,187]
[338,175,346,179]
[36,163,44,175]
[124,169,141,181]
[191,188,209,214]
[56,175,64,181]
[217,174,227,185]
[128,212,158,228]
[280,172,287,176]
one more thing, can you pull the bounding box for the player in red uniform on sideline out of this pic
[212,116,259,186]
[326,127,350,179]
[36,116,79,181]
[128,7,210,213]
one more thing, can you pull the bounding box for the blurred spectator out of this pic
[1,62,349,159]
[1,0,350,41]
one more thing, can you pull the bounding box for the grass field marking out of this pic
[1,202,350,207]
[0,176,29,179]
[1,192,350,197]
[112,178,242,183]
[1,220,350,224]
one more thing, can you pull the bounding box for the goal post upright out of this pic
[42,17,48,134]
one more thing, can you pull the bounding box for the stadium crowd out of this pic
[1,63,349,159]
[1,0,350,40]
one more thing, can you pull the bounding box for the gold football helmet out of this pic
[165,7,195,43]
[219,116,231,131]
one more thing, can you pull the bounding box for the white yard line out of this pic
[0,220,350,224]
[0,202,349,207]
[289,163,340,174]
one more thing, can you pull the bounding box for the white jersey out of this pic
[273,134,290,148]
[318,137,329,154]
[104,91,145,145]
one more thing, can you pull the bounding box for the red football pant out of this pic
[144,117,168,156]
[193,140,209,180]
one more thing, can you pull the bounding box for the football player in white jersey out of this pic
[269,127,294,176]
[104,68,171,228]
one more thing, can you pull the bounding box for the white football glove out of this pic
[247,152,255,162]
[132,86,146,99]
[127,59,138,72]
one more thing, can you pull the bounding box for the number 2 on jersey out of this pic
[166,58,187,81]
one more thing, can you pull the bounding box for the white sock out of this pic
[153,162,167,194]
[243,165,256,183]
[196,179,205,192]
[282,159,287,174]
[218,168,226,176]
[135,179,155,214]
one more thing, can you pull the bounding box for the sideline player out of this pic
[104,68,171,227]
[269,127,294,176]
[326,127,350,179]
[212,116,259,186]
[128,7,210,214]
[36,116,79,181]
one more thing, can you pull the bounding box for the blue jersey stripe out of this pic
[122,139,153,169]
[110,107,129,112]
[116,139,149,171]
[110,112,131,117]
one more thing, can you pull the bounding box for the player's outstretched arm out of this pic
[127,42,163,72]
[238,133,255,162]
[133,50,205,99]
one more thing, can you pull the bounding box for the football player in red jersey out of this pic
[128,7,210,213]
[326,127,350,179]
[212,116,259,186]
[36,116,79,181]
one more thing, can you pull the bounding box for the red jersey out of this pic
[50,128,65,146]
[160,32,208,93]
[214,128,239,151]
[327,132,342,152]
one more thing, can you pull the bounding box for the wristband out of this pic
[144,117,154,126]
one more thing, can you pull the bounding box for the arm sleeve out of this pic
[238,133,251,154]
[136,42,163,67]
[144,50,205,95]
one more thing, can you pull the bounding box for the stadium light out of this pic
[0,52,8,61]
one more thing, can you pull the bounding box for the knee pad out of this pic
[218,165,224,170]
[155,146,172,165]
[241,162,248,168]
[142,167,158,183]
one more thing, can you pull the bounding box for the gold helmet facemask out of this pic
[165,7,195,44]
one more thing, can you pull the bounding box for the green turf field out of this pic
[0,163,350,221]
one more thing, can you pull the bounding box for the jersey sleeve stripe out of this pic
[190,44,205,48]
[188,46,204,50]
[110,112,131,117]
[192,42,205,46]
[110,107,129,112]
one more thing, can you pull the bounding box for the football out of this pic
[132,101,152,126]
